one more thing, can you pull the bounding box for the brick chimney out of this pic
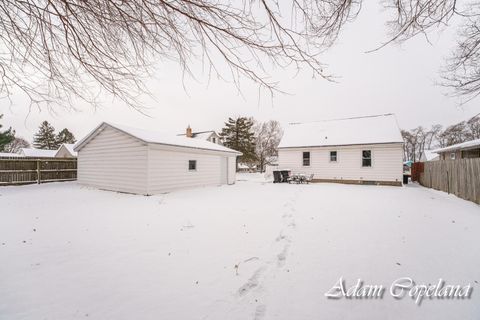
[186,125,193,138]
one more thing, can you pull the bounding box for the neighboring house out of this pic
[0,152,21,158]
[237,163,256,173]
[74,122,242,195]
[420,150,439,162]
[432,138,480,160]
[277,114,404,186]
[177,126,223,145]
[55,143,78,158]
[19,148,57,158]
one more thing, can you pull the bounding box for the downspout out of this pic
[145,143,151,196]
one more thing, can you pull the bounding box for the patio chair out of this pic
[305,174,314,184]
[301,173,313,183]
[287,174,297,184]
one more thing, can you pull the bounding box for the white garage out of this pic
[74,122,241,195]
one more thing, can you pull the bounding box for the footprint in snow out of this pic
[244,257,259,263]
[254,305,267,320]
[275,232,287,242]
[277,245,289,267]
[238,267,265,296]
[182,220,195,229]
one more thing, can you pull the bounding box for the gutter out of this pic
[277,141,404,149]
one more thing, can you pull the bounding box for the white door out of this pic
[220,156,228,184]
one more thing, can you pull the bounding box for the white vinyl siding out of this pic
[77,124,239,195]
[55,145,74,158]
[146,144,235,194]
[278,143,403,183]
[77,126,148,194]
[227,156,236,184]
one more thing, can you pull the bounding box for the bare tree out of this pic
[254,120,283,172]
[442,10,480,102]
[427,124,443,149]
[402,127,425,162]
[0,0,331,110]
[4,136,30,153]
[466,114,480,139]
[401,130,413,161]
[403,115,480,159]
[402,124,444,161]
[438,122,470,147]
[1,0,480,109]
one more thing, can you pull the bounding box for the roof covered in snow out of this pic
[421,150,440,161]
[76,123,241,155]
[278,114,403,149]
[56,143,78,157]
[20,148,57,158]
[192,132,216,140]
[432,138,480,153]
[0,152,21,158]
[178,131,218,140]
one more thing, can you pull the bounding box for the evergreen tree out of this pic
[56,128,76,145]
[221,117,256,169]
[33,121,58,149]
[0,114,15,152]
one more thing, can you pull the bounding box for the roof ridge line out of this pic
[288,113,395,125]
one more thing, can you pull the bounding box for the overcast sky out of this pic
[1,2,479,143]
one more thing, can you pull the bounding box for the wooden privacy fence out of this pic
[0,157,77,186]
[411,162,424,182]
[418,159,480,204]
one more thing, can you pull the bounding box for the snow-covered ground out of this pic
[1,174,479,319]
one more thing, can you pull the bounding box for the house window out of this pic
[330,151,337,162]
[188,160,197,171]
[303,152,310,166]
[212,137,216,143]
[362,150,372,167]
[450,152,456,160]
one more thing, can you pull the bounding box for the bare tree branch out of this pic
[1,0,480,110]
[0,0,334,110]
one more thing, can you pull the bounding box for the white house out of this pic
[432,138,480,160]
[277,114,404,186]
[55,143,78,158]
[177,126,223,145]
[74,122,241,195]
[420,149,440,162]
[19,148,57,158]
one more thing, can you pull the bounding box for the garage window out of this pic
[188,160,197,171]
